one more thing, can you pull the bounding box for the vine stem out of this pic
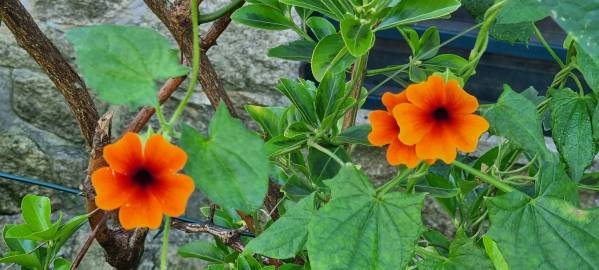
[533,24,564,67]
[376,168,412,195]
[166,0,201,130]
[160,216,172,270]
[307,140,344,166]
[199,0,245,23]
[343,53,369,130]
[452,160,514,193]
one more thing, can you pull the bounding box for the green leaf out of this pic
[576,43,599,93]
[491,21,535,45]
[178,240,227,263]
[418,27,440,60]
[539,0,599,61]
[315,72,346,120]
[282,175,315,201]
[66,25,188,108]
[54,214,89,252]
[594,102,599,141]
[0,251,42,269]
[280,0,340,20]
[550,88,597,181]
[483,85,550,158]
[307,145,348,185]
[246,105,286,137]
[245,193,315,259]
[231,4,293,30]
[306,17,336,40]
[311,33,356,81]
[265,135,306,157]
[340,15,374,57]
[424,54,468,72]
[377,0,461,31]
[2,225,35,252]
[486,190,599,270]
[20,194,52,232]
[496,0,549,24]
[295,6,313,22]
[332,124,371,145]
[181,105,270,213]
[308,165,425,270]
[237,254,263,270]
[53,258,72,270]
[276,79,318,126]
[482,236,509,270]
[536,157,579,204]
[418,230,493,270]
[267,40,315,62]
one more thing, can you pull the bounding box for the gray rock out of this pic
[11,68,85,143]
[0,131,53,214]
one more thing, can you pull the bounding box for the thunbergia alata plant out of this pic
[1,0,599,269]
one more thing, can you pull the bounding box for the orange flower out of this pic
[393,75,489,164]
[368,92,421,168]
[91,132,194,229]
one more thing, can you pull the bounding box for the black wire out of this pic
[0,171,255,237]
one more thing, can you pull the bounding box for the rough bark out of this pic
[0,0,99,147]
[144,0,239,117]
[85,112,148,270]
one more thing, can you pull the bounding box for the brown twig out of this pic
[0,0,99,147]
[172,219,247,252]
[84,112,148,269]
[70,212,108,270]
[126,1,242,133]
[126,76,186,132]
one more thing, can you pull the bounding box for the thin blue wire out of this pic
[0,171,255,237]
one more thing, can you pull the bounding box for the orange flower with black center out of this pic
[368,91,421,168]
[91,132,195,229]
[393,75,489,164]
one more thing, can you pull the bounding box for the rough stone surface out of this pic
[0,0,300,268]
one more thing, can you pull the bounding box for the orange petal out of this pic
[149,174,195,217]
[368,110,399,146]
[386,138,420,168]
[415,123,457,164]
[118,189,163,230]
[393,103,434,145]
[382,91,409,112]
[445,80,479,115]
[103,132,143,174]
[450,114,489,152]
[92,167,137,210]
[405,75,446,110]
[143,134,187,175]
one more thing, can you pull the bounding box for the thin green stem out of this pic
[307,140,344,166]
[376,168,412,195]
[343,53,370,130]
[160,216,172,270]
[453,160,514,193]
[415,246,449,262]
[199,0,244,23]
[168,0,201,129]
[155,103,169,131]
[368,23,482,95]
[534,24,564,68]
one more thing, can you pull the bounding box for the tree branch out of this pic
[84,112,148,269]
[144,0,239,117]
[0,0,99,147]
[172,219,247,252]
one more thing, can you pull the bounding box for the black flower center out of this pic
[133,169,153,187]
[432,107,450,121]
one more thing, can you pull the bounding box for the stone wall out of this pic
[0,0,462,268]
[0,0,299,268]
